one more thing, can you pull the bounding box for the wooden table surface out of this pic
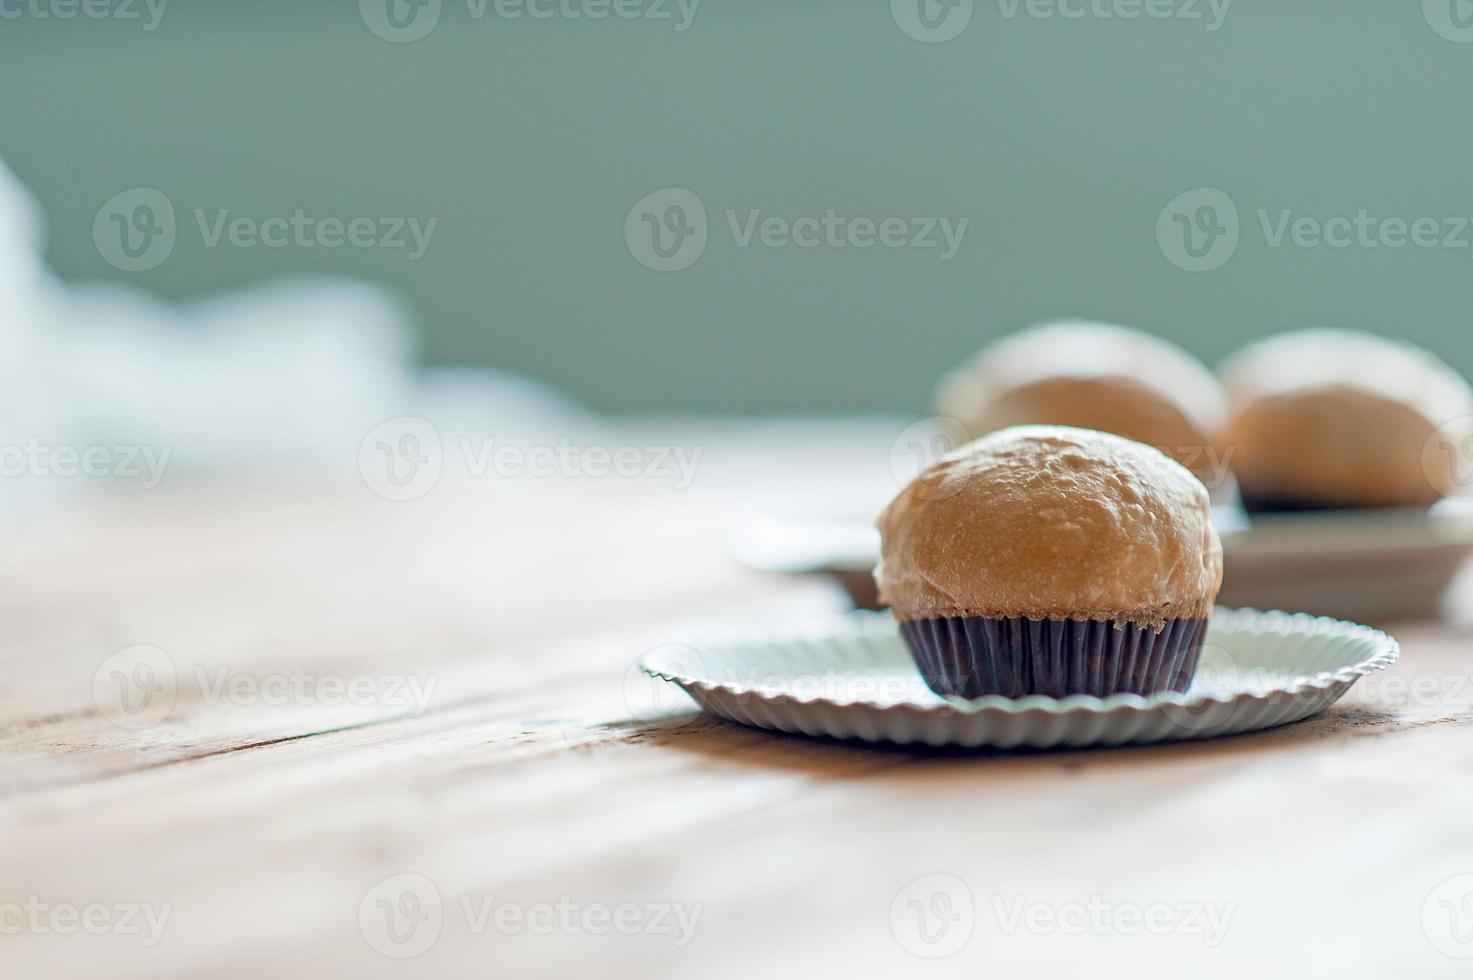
[3,421,1472,978]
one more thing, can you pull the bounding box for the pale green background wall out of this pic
[2,1,1470,412]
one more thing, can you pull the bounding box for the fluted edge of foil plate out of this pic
[639,608,1399,748]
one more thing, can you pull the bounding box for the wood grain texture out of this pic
[2,425,1472,978]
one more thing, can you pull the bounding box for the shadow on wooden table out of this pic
[600,700,1419,778]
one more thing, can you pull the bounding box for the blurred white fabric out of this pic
[0,158,590,501]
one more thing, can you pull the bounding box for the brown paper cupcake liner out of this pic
[899,615,1209,699]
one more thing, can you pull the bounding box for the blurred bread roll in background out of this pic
[1220,329,1473,511]
[935,320,1229,486]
